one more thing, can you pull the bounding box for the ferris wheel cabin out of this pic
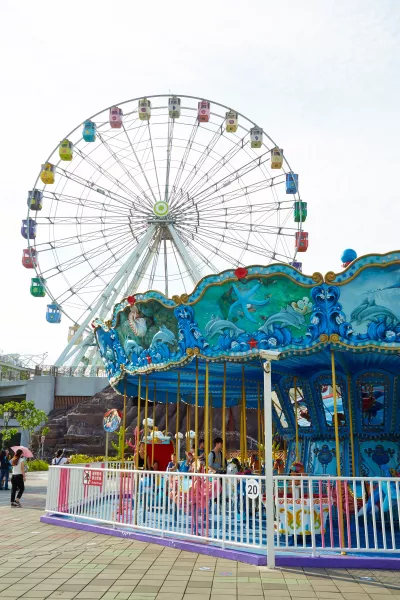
[30,277,46,297]
[46,303,62,324]
[21,219,37,240]
[59,139,73,161]
[138,98,151,121]
[27,190,43,211]
[271,147,283,169]
[82,121,96,142]
[225,110,238,132]
[286,173,299,194]
[109,106,123,128]
[22,248,38,269]
[294,201,307,223]
[250,127,263,148]
[168,97,181,119]
[295,231,309,252]
[40,163,55,185]
[197,100,210,122]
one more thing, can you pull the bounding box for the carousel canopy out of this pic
[94,251,400,437]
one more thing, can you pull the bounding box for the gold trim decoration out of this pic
[186,348,194,356]
[312,272,324,284]
[172,295,181,305]
[330,334,340,342]
[180,293,189,304]
[325,271,336,283]
[319,334,329,343]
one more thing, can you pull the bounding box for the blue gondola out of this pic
[286,173,299,194]
[46,303,62,324]
[21,219,37,240]
[27,189,43,211]
[289,261,303,272]
[82,120,96,142]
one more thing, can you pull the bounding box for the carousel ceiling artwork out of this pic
[93,251,400,395]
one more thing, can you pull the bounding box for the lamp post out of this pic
[260,350,281,569]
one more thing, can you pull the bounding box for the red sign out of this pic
[83,470,103,487]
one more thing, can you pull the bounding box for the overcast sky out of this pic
[1,0,399,364]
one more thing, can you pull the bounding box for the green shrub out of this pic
[69,454,134,464]
[28,459,49,471]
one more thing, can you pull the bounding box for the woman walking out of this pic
[11,449,26,508]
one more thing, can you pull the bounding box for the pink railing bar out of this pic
[318,480,325,548]
[344,481,351,549]
[327,480,334,548]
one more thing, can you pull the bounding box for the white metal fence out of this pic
[45,467,400,557]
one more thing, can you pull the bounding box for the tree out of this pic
[13,400,48,448]
[0,402,19,445]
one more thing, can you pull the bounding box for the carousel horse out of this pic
[357,465,398,517]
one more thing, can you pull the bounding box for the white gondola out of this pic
[168,96,181,119]
[250,127,263,148]
[225,110,238,132]
[138,98,151,121]
[271,146,283,169]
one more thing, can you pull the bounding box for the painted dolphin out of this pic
[350,298,398,325]
[228,282,270,324]
[124,338,143,358]
[258,304,306,332]
[204,315,245,338]
[151,325,176,346]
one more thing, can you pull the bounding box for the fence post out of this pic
[263,359,275,569]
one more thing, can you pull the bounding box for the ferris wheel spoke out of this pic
[148,229,162,289]
[181,238,220,274]
[192,176,286,212]
[147,122,162,203]
[43,191,140,218]
[179,219,297,236]
[72,147,150,211]
[169,124,224,209]
[54,168,145,213]
[177,229,242,268]
[164,118,174,203]
[40,231,136,280]
[183,132,250,200]
[34,224,136,252]
[169,121,199,201]
[174,200,290,223]
[188,149,272,206]
[125,235,162,296]
[95,132,155,211]
[121,123,159,205]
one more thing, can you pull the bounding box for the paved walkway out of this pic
[1,474,400,599]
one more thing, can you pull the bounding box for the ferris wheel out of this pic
[22,94,308,371]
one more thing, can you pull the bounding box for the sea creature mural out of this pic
[362,386,385,425]
[150,325,176,347]
[350,299,398,326]
[124,338,144,361]
[227,282,270,323]
[128,306,147,337]
[204,315,245,339]
[258,304,306,332]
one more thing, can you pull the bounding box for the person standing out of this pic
[11,449,26,508]
[0,450,11,490]
[52,449,69,466]
[208,437,226,473]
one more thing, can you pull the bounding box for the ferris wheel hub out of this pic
[153,201,169,217]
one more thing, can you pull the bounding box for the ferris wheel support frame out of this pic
[167,225,202,285]
[54,224,157,367]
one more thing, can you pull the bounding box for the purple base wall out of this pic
[40,514,400,570]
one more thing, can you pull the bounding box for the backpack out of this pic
[210,450,227,474]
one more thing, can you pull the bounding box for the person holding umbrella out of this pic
[10,449,26,507]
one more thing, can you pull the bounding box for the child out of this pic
[166,453,177,472]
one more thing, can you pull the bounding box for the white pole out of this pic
[263,359,275,568]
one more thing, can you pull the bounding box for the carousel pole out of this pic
[331,349,345,551]
[176,372,181,459]
[151,382,156,466]
[186,402,190,452]
[204,362,209,472]
[122,379,127,467]
[257,382,261,472]
[135,375,141,470]
[209,392,213,452]
[222,362,227,464]
[262,357,276,569]
[293,376,299,462]
[347,374,356,475]
[144,375,149,469]
[241,366,247,466]
[165,390,168,436]
[195,358,199,472]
